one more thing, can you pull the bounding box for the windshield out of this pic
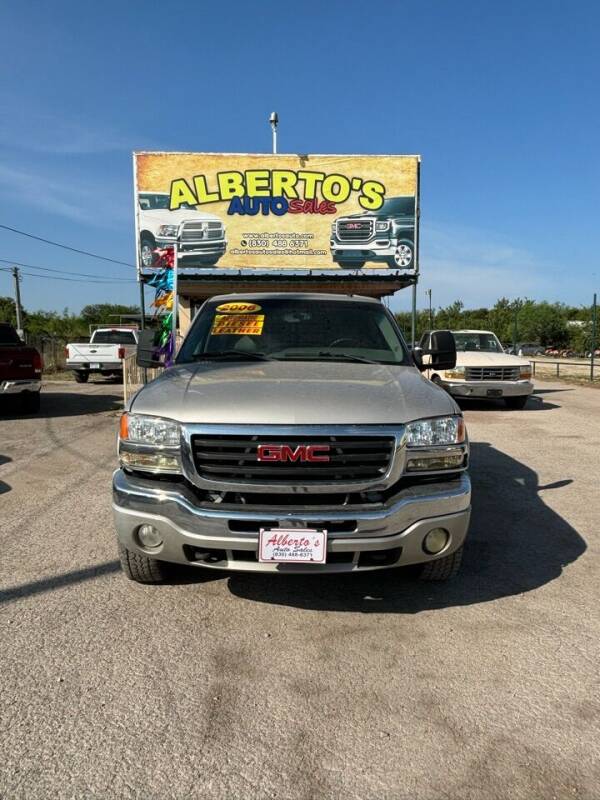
[92,330,137,344]
[370,196,415,217]
[138,193,196,211]
[177,298,409,365]
[453,332,503,353]
[0,325,21,345]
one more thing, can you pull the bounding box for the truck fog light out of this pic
[406,453,464,471]
[137,524,163,549]
[423,528,449,555]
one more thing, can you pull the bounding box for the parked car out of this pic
[114,292,471,584]
[138,191,227,269]
[420,329,533,409]
[66,327,139,383]
[330,196,415,269]
[505,342,543,356]
[0,323,43,413]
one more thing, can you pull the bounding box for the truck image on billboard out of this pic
[134,152,419,274]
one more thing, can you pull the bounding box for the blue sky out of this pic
[0,0,598,316]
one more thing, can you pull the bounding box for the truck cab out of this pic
[113,293,471,583]
[0,323,43,413]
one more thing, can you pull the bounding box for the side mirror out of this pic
[412,346,424,371]
[428,330,456,371]
[136,329,166,369]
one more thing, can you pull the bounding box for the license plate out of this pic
[90,362,100,369]
[259,528,327,564]
[487,388,503,397]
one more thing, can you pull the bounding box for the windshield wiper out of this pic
[192,350,273,361]
[283,351,378,364]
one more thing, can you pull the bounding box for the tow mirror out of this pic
[428,330,456,370]
[136,329,166,369]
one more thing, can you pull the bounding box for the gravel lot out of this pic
[1,379,599,799]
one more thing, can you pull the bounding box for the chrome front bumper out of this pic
[112,469,471,573]
[0,379,41,395]
[442,380,533,398]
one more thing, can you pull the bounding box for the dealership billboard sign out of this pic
[134,152,419,275]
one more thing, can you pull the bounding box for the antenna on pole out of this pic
[269,111,279,154]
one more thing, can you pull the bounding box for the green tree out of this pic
[80,303,140,325]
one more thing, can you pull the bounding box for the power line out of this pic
[0,223,136,268]
[0,257,135,281]
[0,266,136,284]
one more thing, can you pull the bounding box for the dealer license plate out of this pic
[486,388,503,397]
[90,362,101,369]
[259,528,327,564]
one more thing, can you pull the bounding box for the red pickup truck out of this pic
[0,323,43,413]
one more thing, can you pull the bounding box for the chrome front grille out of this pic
[179,221,223,242]
[336,219,374,242]
[191,434,395,484]
[465,366,521,381]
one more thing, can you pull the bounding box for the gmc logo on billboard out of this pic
[257,444,331,463]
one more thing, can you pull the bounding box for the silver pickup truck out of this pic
[113,293,471,583]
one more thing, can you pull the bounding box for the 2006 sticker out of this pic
[215,302,262,314]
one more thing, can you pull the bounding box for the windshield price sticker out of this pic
[259,529,327,564]
[215,302,262,314]
[211,314,265,336]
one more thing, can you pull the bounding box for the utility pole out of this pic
[269,111,278,154]
[11,266,24,337]
[426,288,433,329]
[591,292,597,382]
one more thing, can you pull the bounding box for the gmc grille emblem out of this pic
[257,444,331,463]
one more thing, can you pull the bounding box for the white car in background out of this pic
[137,192,227,269]
[420,329,533,409]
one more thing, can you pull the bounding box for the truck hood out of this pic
[140,208,221,224]
[455,352,530,367]
[130,361,458,425]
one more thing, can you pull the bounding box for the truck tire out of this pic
[337,261,365,268]
[419,545,463,581]
[22,392,41,414]
[118,542,169,584]
[140,236,156,268]
[505,395,528,409]
[74,371,89,383]
[388,242,413,269]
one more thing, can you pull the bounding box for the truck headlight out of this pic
[158,224,178,237]
[405,416,465,447]
[375,221,389,231]
[120,414,180,446]
[444,367,465,379]
[118,414,181,473]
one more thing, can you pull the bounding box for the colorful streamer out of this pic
[149,247,175,365]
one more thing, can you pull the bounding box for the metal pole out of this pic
[591,292,597,381]
[426,288,433,329]
[12,266,24,335]
[269,112,278,154]
[411,279,417,347]
[172,240,179,360]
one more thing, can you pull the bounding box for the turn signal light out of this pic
[119,413,129,440]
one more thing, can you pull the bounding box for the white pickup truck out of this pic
[66,328,139,383]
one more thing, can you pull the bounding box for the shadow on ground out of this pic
[0,443,585,613]
[223,441,585,612]
[457,392,559,412]
[0,454,11,495]
[0,389,122,419]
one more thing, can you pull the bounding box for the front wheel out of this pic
[74,371,89,383]
[118,542,169,584]
[419,546,463,581]
[505,395,529,409]
[387,242,414,269]
[140,236,156,269]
